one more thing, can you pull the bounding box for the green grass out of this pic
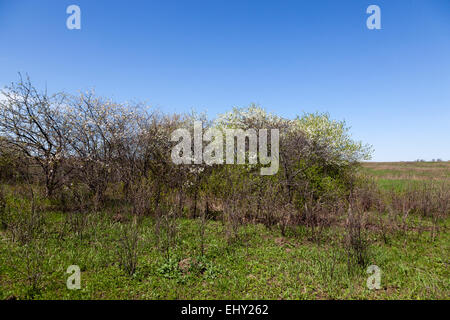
[362,161,450,191]
[1,211,448,300]
[1,161,449,300]
[375,179,422,192]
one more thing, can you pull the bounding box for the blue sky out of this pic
[0,0,449,161]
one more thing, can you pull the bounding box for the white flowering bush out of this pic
[0,75,71,196]
[212,105,372,211]
[293,112,373,164]
[0,77,374,237]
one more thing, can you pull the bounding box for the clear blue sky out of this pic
[0,0,449,161]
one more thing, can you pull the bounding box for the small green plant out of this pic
[157,257,182,280]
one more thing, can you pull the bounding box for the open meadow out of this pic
[362,161,450,191]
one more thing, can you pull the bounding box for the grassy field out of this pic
[362,161,450,191]
[0,162,449,300]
